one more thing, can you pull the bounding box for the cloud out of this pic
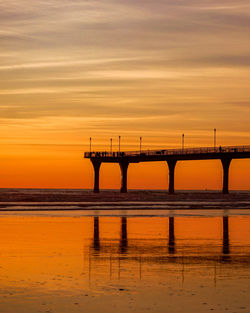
[0,0,250,146]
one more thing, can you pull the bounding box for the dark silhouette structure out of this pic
[85,145,250,194]
[168,217,175,254]
[90,216,230,260]
[222,216,230,255]
[119,217,128,254]
[93,217,100,252]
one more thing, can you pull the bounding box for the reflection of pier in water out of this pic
[92,216,128,255]
[120,217,128,253]
[93,217,100,252]
[222,216,230,261]
[168,216,175,254]
[87,215,250,283]
[223,216,230,255]
[90,216,231,262]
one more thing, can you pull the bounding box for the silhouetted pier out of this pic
[84,145,250,194]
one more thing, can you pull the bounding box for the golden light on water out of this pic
[0,214,250,312]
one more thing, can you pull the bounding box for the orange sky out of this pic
[0,1,250,190]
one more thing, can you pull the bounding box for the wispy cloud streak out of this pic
[0,0,250,146]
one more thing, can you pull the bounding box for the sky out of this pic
[0,0,250,189]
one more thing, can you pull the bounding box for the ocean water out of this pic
[0,209,250,313]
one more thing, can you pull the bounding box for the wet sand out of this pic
[0,213,250,313]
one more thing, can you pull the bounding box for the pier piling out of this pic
[119,161,129,193]
[167,160,177,194]
[221,158,232,194]
[91,159,101,193]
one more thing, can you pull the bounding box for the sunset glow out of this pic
[1,0,250,189]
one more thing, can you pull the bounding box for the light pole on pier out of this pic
[89,137,92,153]
[182,134,184,151]
[140,136,142,154]
[110,138,112,153]
[214,128,217,150]
[119,136,121,153]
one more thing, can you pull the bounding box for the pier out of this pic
[84,145,250,194]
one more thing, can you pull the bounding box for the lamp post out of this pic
[89,137,92,153]
[110,138,112,153]
[140,136,142,154]
[182,134,184,151]
[214,128,216,150]
[119,136,121,153]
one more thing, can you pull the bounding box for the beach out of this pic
[0,210,250,313]
[0,189,250,313]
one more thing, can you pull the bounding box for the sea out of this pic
[0,189,250,312]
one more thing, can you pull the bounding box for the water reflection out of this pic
[90,215,232,262]
[120,217,128,254]
[1,214,250,313]
[168,216,175,254]
[222,216,230,256]
[86,213,250,296]
[93,216,100,252]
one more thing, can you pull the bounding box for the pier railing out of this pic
[84,145,250,158]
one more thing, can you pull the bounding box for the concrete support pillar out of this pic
[167,160,177,194]
[91,159,101,193]
[119,161,129,193]
[168,216,175,254]
[221,158,232,194]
